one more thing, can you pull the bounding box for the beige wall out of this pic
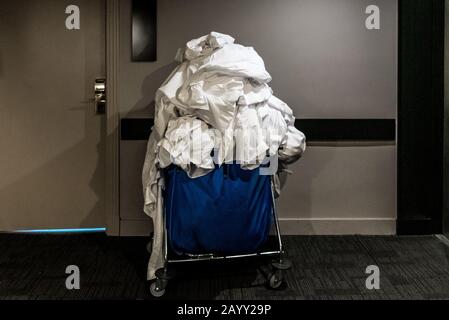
[119,0,397,235]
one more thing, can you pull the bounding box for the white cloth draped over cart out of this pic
[143,32,306,280]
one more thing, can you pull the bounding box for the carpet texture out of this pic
[0,234,448,300]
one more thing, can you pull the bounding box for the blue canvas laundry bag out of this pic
[164,164,273,255]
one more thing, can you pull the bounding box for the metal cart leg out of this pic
[150,203,175,298]
[151,266,175,297]
[267,184,292,289]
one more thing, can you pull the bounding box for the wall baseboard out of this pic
[119,218,396,237]
[278,218,396,236]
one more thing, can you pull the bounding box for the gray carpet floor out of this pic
[1,234,449,300]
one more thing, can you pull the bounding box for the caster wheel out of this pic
[267,270,284,290]
[150,281,166,298]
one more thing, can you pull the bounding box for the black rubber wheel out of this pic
[267,270,284,289]
[150,281,166,298]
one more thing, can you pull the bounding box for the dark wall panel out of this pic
[121,118,396,142]
[132,0,157,62]
[398,0,444,234]
[445,0,449,237]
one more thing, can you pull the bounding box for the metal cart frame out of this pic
[149,178,292,297]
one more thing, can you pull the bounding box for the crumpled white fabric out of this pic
[158,116,216,178]
[175,32,236,62]
[143,32,306,280]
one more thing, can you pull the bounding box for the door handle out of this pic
[94,78,106,114]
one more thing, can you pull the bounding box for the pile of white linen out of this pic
[143,32,306,280]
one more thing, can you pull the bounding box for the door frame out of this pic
[397,0,445,235]
[445,0,449,236]
[105,0,120,236]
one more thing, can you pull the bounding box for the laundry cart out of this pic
[149,163,292,298]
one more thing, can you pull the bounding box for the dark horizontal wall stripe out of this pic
[121,118,154,141]
[295,119,395,141]
[121,118,396,142]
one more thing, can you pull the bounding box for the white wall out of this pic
[118,0,397,235]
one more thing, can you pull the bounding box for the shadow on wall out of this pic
[276,88,338,234]
[278,147,336,235]
[128,62,178,117]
